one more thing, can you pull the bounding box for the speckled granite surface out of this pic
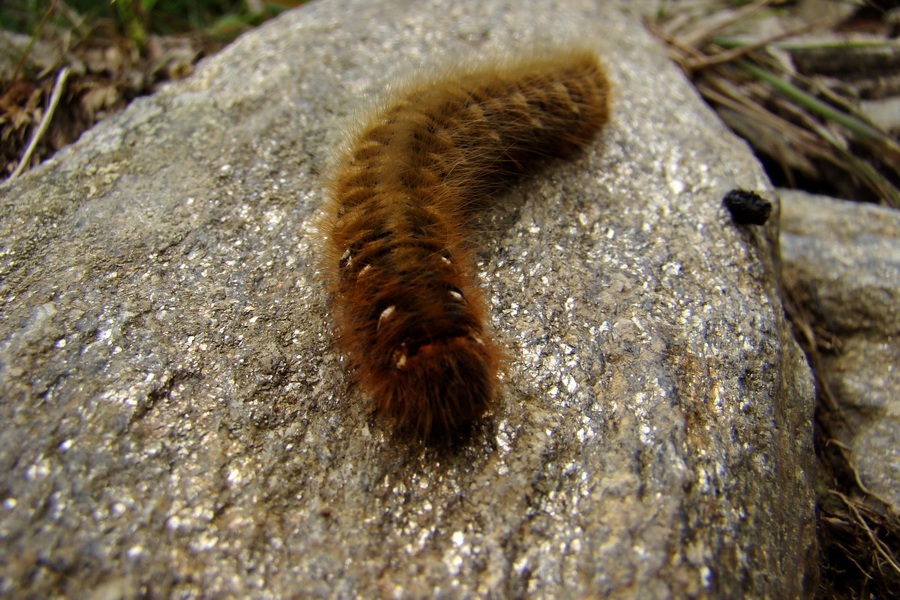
[0,0,816,597]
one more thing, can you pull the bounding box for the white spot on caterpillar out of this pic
[449,290,464,302]
[393,342,409,369]
[378,305,396,329]
[358,264,372,278]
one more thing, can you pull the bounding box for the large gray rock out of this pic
[0,0,816,597]
[781,189,900,511]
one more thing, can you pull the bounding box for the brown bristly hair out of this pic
[322,49,611,441]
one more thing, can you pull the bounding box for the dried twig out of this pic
[832,490,900,574]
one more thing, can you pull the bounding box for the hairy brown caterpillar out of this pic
[324,50,610,440]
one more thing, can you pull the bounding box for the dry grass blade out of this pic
[737,59,895,145]
[7,0,58,86]
[779,280,844,414]
[9,66,68,180]
[678,0,775,48]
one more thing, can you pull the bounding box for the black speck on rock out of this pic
[723,189,772,225]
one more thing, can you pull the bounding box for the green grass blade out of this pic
[737,59,890,143]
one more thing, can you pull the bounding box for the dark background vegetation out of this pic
[0,0,303,179]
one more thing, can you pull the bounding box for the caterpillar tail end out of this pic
[366,333,500,442]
